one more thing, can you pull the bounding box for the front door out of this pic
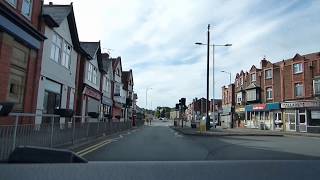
[288,113,296,131]
[298,109,307,132]
[42,90,61,124]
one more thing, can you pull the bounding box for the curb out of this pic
[170,127,284,137]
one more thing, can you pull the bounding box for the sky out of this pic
[45,0,320,109]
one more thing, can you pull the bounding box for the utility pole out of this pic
[206,24,210,130]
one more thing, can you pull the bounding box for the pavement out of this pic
[171,126,320,137]
[79,119,320,161]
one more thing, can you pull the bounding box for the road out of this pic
[83,119,320,161]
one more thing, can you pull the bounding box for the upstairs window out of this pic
[293,63,303,74]
[314,79,320,95]
[61,43,71,69]
[5,0,17,7]
[240,77,243,86]
[295,83,303,97]
[251,73,256,82]
[265,69,272,79]
[22,0,33,19]
[50,33,62,63]
[266,87,273,100]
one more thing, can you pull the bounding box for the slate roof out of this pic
[80,42,100,58]
[42,5,71,25]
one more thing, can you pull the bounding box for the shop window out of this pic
[265,112,269,119]
[247,112,251,120]
[309,111,320,126]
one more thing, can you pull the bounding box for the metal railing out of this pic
[0,113,144,161]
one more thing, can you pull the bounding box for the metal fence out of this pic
[0,113,144,161]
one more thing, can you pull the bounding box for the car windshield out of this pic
[1,0,320,164]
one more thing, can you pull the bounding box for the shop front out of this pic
[82,86,101,122]
[245,103,281,130]
[221,105,233,128]
[112,102,124,122]
[235,106,245,127]
[101,96,113,121]
[281,100,320,133]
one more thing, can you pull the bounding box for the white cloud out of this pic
[46,0,320,109]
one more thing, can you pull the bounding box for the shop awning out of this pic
[246,103,280,112]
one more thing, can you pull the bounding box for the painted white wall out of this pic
[84,55,101,91]
[35,18,79,124]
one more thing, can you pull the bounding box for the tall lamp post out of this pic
[145,87,152,124]
[195,29,232,129]
[221,70,232,85]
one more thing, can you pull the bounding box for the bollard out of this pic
[50,116,54,148]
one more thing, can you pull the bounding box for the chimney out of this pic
[49,2,53,5]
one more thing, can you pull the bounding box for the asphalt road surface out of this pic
[83,119,320,161]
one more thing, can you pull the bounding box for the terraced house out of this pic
[0,0,45,124]
[35,3,89,124]
[231,52,320,133]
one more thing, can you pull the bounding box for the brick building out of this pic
[232,52,320,133]
[0,0,45,124]
[221,84,235,128]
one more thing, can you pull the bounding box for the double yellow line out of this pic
[77,139,115,157]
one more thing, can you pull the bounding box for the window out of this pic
[87,63,97,84]
[61,43,71,69]
[5,0,17,7]
[22,0,33,18]
[92,67,97,84]
[50,33,62,63]
[88,63,93,82]
[295,83,303,97]
[251,73,256,82]
[240,77,243,85]
[293,63,303,74]
[236,92,242,104]
[236,80,239,87]
[313,79,320,95]
[265,69,272,79]
[115,84,121,96]
[266,87,273,100]
[247,89,257,101]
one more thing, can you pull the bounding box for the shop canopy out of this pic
[245,103,280,112]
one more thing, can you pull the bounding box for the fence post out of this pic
[50,116,54,148]
[72,117,75,145]
[12,115,19,151]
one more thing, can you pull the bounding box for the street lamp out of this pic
[221,70,232,85]
[145,87,152,110]
[195,35,232,129]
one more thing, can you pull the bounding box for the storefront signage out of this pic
[84,87,101,100]
[281,101,320,108]
[235,107,245,112]
[253,104,266,110]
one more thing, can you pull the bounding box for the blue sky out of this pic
[46,0,320,109]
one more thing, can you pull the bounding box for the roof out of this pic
[100,53,112,74]
[274,52,320,66]
[122,70,133,90]
[42,5,72,26]
[112,57,122,71]
[246,83,260,90]
[80,42,100,58]
[42,3,91,58]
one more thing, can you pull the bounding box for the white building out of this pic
[36,3,87,124]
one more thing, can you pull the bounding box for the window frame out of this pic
[313,78,320,95]
[294,83,304,97]
[251,73,256,82]
[5,0,17,7]
[293,63,303,74]
[50,32,62,63]
[265,69,272,79]
[21,0,33,19]
[87,63,93,82]
[266,87,273,100]
[61,42,72,69]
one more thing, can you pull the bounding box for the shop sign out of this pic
[84,87,101,100]
[281,101,320,108]
[236,107,245,112]
[253,104,266,110]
